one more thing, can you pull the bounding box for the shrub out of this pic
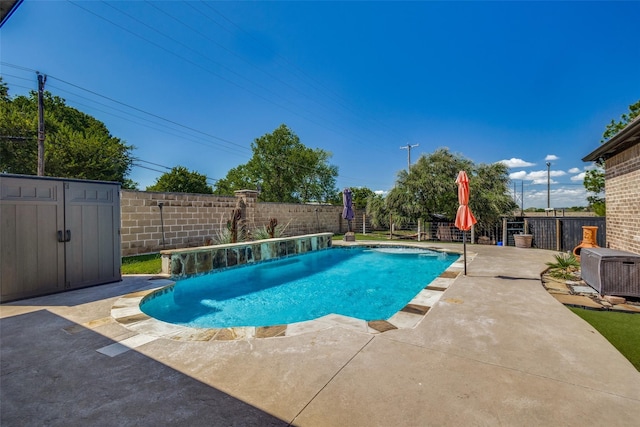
[546,253,580,279]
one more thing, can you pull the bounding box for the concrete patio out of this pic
[2,243,639,426]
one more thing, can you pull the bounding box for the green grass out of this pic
[121,253,162,274]
[569,307,640,371]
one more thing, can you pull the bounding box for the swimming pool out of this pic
[140,246,458,329]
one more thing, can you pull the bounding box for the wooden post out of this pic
[502,218,508,246]
[556,219,562,251]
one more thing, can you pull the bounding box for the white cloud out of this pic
[584,163,603,171]
[498,158,535,168]
[374,190,388,196]
[510,169,566,184]
[568,167,581,174]
[532,178,559,185]
[509,171,528,180]
[527,170,566,180]
[525,186,588,208]
[545,154,559,161]
[571,172,586,181]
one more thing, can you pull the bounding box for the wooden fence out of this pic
[516,217,606,251]
[381,216,606,252]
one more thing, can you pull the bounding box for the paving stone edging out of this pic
[112,243,472,341]
[542,271,640,313]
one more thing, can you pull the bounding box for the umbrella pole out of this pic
[463,230,467,275]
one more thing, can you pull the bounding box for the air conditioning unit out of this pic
[580,248,640,297]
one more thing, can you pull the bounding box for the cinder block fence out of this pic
[120,190,366,256]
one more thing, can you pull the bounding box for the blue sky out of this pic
[2,1,639,208]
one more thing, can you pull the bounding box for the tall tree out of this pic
[215,124,338,203]
[366,193,390,229]
[386,148,473,225]
[377,148,515,228]
[584,100,639,215]
[584,169,605,216]
[0,78,136,187]
[339,186,375,209]
[146,166,213,194]
[601,100,640,142]
[469,162,517,231]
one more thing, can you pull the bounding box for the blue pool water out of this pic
[141,247,458,328]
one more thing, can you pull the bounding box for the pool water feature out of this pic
[141,247,458,329]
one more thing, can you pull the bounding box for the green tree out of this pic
[366,193,390,229]
[339,187,375,209]
[0,78,136,187]
[469,162,517,231]
[584,167,606,216]
[584,100,639,215]
[0,80,36,174]
[213,164,254,195]
[601,100,640,142]
[146,166,213,194]
[373,148,515,229]
[215,124,338,203]
[386,148,473,225]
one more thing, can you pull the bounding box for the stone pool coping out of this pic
[111,242,474,341]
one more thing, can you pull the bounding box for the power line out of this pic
[45,82,252,158]
[2,64,382,186]
[195,0,412,145]
[66,0,383,149]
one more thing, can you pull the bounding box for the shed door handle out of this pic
[57,230,71,242]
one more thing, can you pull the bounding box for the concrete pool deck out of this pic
[2,242,639,426]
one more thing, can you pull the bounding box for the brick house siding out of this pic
[584,115,640,255]
[604,142,640,254]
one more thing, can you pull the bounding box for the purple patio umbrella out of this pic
[342,188,355,232]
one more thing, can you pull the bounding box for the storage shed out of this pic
[0,174,121,302]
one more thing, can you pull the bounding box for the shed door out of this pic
[0,177,65,301]
[64,181,120,289]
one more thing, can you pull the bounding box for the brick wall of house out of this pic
[120,190,357,256]
[605,142,640,254]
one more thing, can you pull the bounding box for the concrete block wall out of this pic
[121,190,362,256]
[254,203,345,236]
[605,142,640,254]
[121,190,238,256]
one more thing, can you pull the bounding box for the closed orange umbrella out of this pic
[455,171,477,275]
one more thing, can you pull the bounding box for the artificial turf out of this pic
[570,307,640,371]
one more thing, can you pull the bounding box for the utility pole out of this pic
[37,72,47,176]
[546,161,551,209]
[521,180,524,216]
[400,143,419,172]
